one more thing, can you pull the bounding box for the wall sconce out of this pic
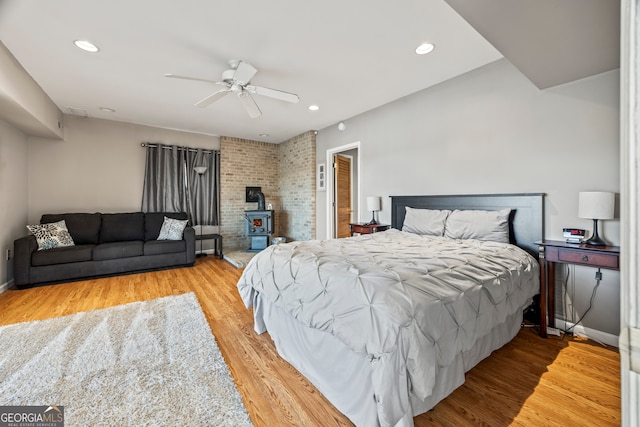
[193,166,207,175]
[578,191,615,246]
[366,196,382,225]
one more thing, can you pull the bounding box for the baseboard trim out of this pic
[555,317,619,347]
[0,279,14,294]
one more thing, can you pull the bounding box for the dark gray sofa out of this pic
[14,212,195,288]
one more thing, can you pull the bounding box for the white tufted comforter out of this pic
[237,229,539,426]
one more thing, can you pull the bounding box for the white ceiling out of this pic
[446,0,621,89]
[0,0,620,143]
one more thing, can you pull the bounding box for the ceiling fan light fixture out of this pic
[308,105,320,111]
[415,42,435,55]
[168,59,299,118]
[74,39,99,53]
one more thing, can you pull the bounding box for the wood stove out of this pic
[245,209,274,251]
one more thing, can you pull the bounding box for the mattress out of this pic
[237,229,539,426]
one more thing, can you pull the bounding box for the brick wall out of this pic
[278,131,316,242]
[220,132,315,251]
[220,137,279,251]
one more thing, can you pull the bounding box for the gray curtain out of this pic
[141,144,219,225]
[187,148,219,226]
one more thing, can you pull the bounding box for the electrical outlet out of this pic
[6,249,10,260]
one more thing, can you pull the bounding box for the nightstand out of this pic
[536,240,620,338]
[349,223,390,236]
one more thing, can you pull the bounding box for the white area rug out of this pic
[224,251,257,268]
[0,293,252,426]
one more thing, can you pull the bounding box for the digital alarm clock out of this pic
[563,228,586,238]
[563,228,586,243]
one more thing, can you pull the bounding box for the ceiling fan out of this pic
[165,59,299,118]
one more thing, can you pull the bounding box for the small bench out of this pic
[195,233,223,259]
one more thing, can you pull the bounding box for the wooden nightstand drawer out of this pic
[349,223,390,236]
[557,248,619,269]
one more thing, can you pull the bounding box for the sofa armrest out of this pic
[184,227,196,264]
[14,235,37,287]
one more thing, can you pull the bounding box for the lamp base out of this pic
[584,236,606,246]
[365,211,378,226]
[584,219,606,246]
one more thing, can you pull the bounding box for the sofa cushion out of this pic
[41,213,101,245]
[144,212,188,241]
[31,244,94,267]
[100,213,145,243]
[93,241,144,261]
[144,239,186,256]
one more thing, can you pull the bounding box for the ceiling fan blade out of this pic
[195,90,229,108]
[246,85,299,103]
[164,73,218,84]
[233,61,258,85]
[237,91,262,118]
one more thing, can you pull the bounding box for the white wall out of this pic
[0,119,29,289]
[28,116,220,223]
[316,59,621,337]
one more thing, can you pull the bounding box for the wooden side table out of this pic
[349,223,390,236]
[536,239,619,338]
[195,233,223,259]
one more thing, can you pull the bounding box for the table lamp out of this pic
[578,191,615,246]
[366,196,381,225]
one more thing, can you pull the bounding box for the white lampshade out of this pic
[578,191,615,220]
[366,196,382,212]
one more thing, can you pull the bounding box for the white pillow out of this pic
[26,220,75,250]
[444,208,511,243]
[402,207,451,236]
[158,216,188,241]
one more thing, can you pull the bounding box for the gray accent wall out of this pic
[316,59,621,337]
[26,116,220,224]
[0,119,29,289]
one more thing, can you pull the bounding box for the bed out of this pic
[237,193,543,426]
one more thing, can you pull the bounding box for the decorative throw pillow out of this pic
[157,216,188,241]
[26,220,75,251]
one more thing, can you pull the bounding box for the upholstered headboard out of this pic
[390,193,544,257]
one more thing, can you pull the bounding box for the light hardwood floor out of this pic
[0,257,620,426]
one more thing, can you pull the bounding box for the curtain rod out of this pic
[141,142,218,155]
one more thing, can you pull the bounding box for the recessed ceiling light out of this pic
[99,107,115,113]
[74,39,99,53]
[415,43,435,55]
[308,105,319,111]
[259,133,269,138]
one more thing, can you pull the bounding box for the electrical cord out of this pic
[563,268,602,335]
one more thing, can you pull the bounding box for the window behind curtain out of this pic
[141,144,220,226]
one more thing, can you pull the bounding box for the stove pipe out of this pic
[255,191,265,210]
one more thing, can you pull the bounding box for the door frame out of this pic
[326,141,360,239]
[620,1,639,425]
[334,153,355,238]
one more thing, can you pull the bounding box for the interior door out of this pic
[334,154,352,238]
